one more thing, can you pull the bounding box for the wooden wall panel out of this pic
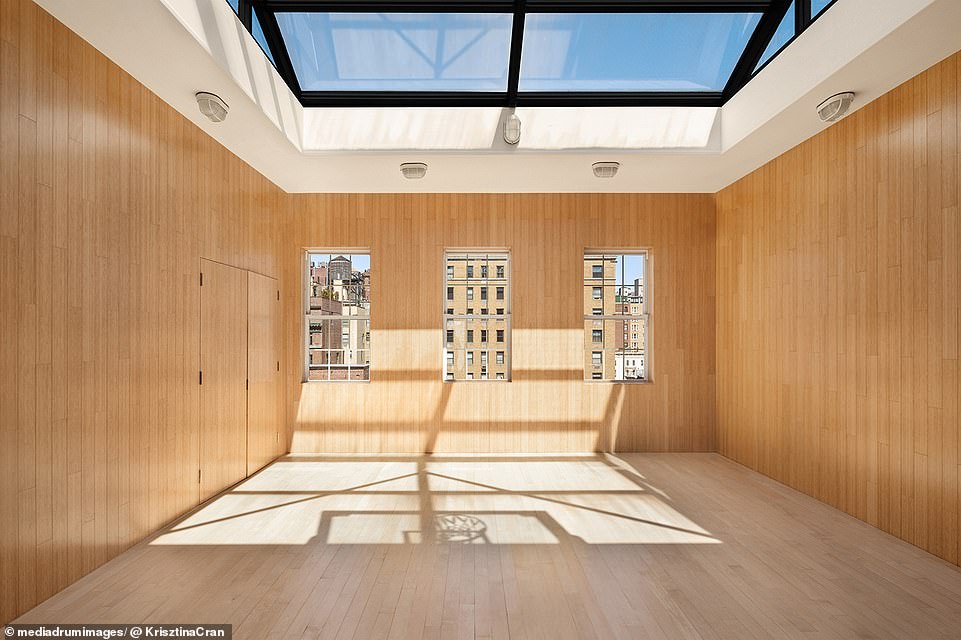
[200,260,248,500]
[0,0,287,624]
[716,51,961,568]
[284,194,717,454]
[247,270,284,475]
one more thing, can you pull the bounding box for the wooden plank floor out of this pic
[15,454,961,639]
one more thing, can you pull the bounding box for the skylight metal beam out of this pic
[721,0,791,99]
[261,0,773,12]
[238,0,837,109]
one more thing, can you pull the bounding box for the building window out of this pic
[583,250,650,382]
[446,329,454,345]
[305,251,371,382]
[444,251,511,381]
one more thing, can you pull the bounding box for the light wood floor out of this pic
[16,454,961,639]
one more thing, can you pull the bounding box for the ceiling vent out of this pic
[592,162,620,178]
[817,92,855,123]
[400,162,428,180]
[195,91,228,123]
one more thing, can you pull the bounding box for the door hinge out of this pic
[276,361,280,372]
[277,290,280,301]
[246,379,249,390]
[198,468,202,484]
[200,272,203,287]
[199,370,203,385]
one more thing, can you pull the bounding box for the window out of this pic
[446,329,454,344]
[305,251,371,382]
[231,2,824,110]
[584,251,650,382]
[444,251,511,381]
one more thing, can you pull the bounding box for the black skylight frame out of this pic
[232,0,836,107]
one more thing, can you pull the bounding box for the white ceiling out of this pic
[33,0,961,193]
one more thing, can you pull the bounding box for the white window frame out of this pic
[303,249,371,383]
[583,249,652,384]
[443,250,511,382]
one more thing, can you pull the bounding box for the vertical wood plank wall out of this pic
[716,51,961,567]
[0,0,286,624]
[284,194,717,454]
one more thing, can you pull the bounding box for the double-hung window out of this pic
[444,251,511,381]
[583,250,650,382]
[306,251,371,381]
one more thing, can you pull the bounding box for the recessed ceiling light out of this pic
[592,162,620,178]
[195,91,228,123]
[400,162,428,179]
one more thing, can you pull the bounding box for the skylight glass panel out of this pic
[756,2,795,71]
[812,0,833,18]
[276,12,513,91]
[518,12,762,92]
[251,11,275,65]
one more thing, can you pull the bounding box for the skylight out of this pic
[226,0,840,108]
